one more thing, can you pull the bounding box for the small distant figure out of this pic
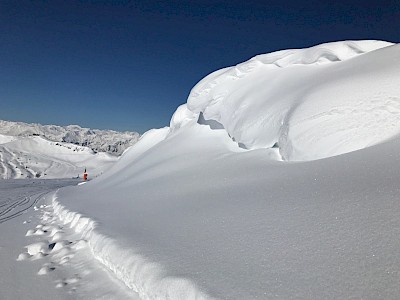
[83,168,88,181]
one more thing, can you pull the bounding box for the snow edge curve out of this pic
[51,191,213,300]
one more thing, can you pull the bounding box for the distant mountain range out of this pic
[0,120,140,155]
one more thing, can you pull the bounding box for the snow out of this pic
[53,123,400,299]
[0,120,140,155]
[0,134,17,144]
[187,40,399,160]
[0,135,117,179]
[0,180,78,300]
[0,179,138,300]
[2,40,400,299]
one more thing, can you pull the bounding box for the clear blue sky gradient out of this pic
[1,0,399,133]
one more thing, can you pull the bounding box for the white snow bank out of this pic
[169,104,199,132]
[186,40,399,160]
[56,122,400,299]
[93,127,170,187]
[53,40,400,299]
[51,192,212,300]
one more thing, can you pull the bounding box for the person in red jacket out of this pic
[83,168,88,181]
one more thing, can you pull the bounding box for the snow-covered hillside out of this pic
[0,120,140,155]
[0,134,117,179]
[20,40,400,299]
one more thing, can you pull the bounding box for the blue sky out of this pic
[1,0,399,133]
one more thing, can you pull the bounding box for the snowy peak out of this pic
[0,120,140,155]
[0,120,137,179]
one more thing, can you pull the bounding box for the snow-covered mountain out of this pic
[0,120,140,155]
[19,41,400,299]
[0,134,117,179]
[0,120,138,179]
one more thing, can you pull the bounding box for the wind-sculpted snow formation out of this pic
[187,40,399,160]
[35,41,400,299]
[0,120,139,155]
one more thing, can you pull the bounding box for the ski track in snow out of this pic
[0,180,83,225]
[0,191,49,224]
[0,150,6,178]
[0,145,36,179]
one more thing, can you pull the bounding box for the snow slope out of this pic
[28,40,400,299]
[0,120,140,155]
[0,135,117,179]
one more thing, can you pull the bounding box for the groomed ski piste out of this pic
[17,40,400,299]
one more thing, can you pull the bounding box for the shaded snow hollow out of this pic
[47,40,400,299]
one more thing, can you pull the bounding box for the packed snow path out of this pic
[0,180,79,224]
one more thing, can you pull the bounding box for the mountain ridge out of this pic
[0,120,140,155]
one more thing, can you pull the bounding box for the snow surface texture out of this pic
[0,120,140,155]
[0,134,117,179]
[0,180,78,300]
[32,40,400,299]
[0,179,137,300]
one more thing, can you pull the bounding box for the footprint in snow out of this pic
[38,263,56,275]
[55,274,81,291]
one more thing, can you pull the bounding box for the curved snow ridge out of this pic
[170,104,199,133]
[184,40,400,161]
[189,41,392,104]
[253,40,391,67]
[51,193,213,300]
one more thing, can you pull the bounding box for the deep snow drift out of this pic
[187,40,399,161]
[24,40,400,299]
